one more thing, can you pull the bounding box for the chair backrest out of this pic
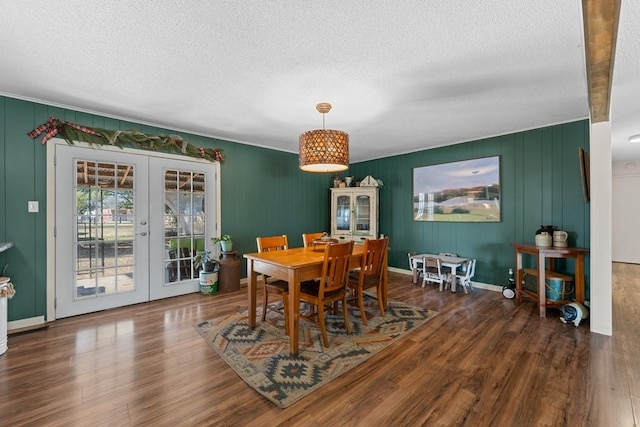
[438,252,458,258]
[467,258,476,279]
[407,252,422,270]
[302,232,324,248]
[256,235,288,253]
[458,259,476,280]
[318,241,354,296]
[423,256,442,275]
[359,237,389,280]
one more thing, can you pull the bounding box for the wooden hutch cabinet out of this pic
[330,187,379,243]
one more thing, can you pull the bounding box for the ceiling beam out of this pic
[582,0,621,123]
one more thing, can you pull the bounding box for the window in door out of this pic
[163,170,207,284]
[354,194,371,232]
[336,195,351,231]
[74,160,135,298]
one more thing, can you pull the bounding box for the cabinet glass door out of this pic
[354,194,371,234]
[336,195,351,231]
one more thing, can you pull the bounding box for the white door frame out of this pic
[46,138,221,321]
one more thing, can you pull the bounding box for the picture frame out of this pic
[413,156,501,222]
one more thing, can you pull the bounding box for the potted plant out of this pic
[193,251,218,273]
[193,252,219,295]
[212,234,233,252]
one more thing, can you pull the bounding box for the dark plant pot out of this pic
[203,261,217,273]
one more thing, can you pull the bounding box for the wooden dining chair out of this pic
[299,241,353,348]
[256,235,290,332]
[302,232,324,248]
[348,237,389,325]
[422,256,446,291]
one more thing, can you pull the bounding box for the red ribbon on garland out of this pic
[27,117,103,145]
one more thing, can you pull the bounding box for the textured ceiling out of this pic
[0,1,637,163]
[611,0,640,161]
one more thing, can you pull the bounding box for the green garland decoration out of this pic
[27,117,225,163]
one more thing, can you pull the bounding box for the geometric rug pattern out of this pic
[195,295,437,407]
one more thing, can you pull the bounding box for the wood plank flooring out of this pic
[0,264,637,426]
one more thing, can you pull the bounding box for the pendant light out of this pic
[299,102,349,172]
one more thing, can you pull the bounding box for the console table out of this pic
[510,243,590,317]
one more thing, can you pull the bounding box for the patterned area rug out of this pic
[194,296,437,408]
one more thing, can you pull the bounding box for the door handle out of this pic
[137,231,148,237]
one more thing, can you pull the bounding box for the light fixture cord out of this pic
[322,113,329,153]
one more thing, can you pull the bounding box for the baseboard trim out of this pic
[389,267,502,292]
[8,316,46,332]
[471,282,502,292]
[239,268,502,293]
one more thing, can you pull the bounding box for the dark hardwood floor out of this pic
[0,264,637,426]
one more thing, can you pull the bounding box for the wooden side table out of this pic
[510,243,590,317]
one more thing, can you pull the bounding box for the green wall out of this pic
[0,95,590,322]
[348,120,590,289]
[0,96,330,322]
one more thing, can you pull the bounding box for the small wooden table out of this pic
[511,243,590,317]
[409,253,469,292]
[244,245,387,356]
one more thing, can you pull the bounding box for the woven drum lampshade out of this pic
[299,103,349,173]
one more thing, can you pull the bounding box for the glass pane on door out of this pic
[163,170,206,284]
[74,160,135,299]
[336,195,351,231]
[354,194,371,233]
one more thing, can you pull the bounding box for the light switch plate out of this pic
[28,201,39,213]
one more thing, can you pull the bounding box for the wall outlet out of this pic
[28,201,39,213]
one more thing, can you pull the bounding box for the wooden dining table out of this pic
[244,244,388,356]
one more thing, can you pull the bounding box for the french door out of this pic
[55,144,217,318]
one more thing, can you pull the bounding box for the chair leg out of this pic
[261,288,269,321]
[341,296,352,335]
[376,286,385,318]
[282,293,289,335]
[461,279,469,294]
[357,291,368,326]
[318,304,329,348]
[307,303,317,317]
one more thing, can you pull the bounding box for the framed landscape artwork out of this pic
[413,156,501,222]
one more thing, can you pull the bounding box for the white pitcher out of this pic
[553,230,568,247]
[535,232,552,247]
